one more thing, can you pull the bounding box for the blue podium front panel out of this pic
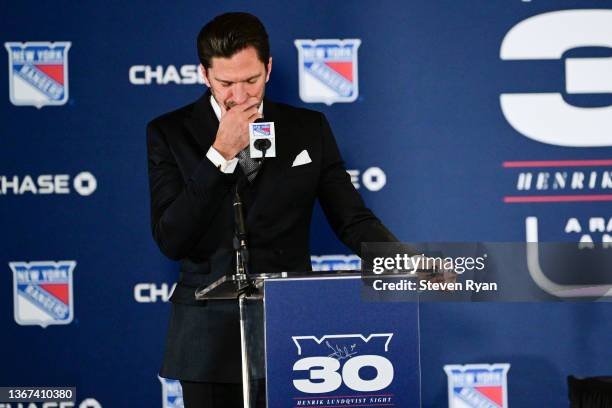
[264,277,420,408]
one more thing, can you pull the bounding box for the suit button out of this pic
[274,249,284,256]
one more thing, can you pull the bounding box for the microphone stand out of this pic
[234,138,271,408]
[233,186,249,280]
[232,139,271,293]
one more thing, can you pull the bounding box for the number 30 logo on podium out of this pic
[291,333,395,394]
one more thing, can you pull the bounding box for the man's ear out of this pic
[265,57,272,83]
[200,64,211,87]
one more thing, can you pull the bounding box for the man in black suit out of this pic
[147,12,397,407]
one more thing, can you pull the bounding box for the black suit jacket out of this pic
[147,92,396,382]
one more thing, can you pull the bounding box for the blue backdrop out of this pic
[2,1,612,407]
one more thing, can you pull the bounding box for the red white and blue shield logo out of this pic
[10,260,75,327]
[444,364,510,408]
[294,39,361,105]
[4,41,71,108]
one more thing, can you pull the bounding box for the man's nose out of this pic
[231,83,248,105]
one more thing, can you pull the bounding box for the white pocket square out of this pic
[292,150,312,167]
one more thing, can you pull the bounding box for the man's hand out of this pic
[417,259,457,289]
[212,97,263,160]
[420,269,458,285]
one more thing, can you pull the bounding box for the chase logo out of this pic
[294,39,361,105]
[10,261,75,328]
[4,42,71,108]
[158,376,184,408]
[444,364,510,408]
[500,10,612,147]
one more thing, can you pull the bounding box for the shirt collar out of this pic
[209,94,264,121]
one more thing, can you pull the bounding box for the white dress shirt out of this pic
[205,95,264,174]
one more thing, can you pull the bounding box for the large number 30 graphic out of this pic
[500,10,612,147]
[293,355,394,393]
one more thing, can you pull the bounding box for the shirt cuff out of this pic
[206,146,238,174]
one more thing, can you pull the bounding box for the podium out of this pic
[196,271,421,407]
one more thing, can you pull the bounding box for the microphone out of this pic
[249,119,276,158]
[254,138,271,155]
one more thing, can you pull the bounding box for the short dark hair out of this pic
[197,12,270,70]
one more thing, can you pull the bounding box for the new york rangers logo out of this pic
[444,364,511,408]
[252,123,271,137]
[158,376,184,408]
[10,261,75,327]
[311,254,361,271]
[294,39,361,105]
[4,41,71,108]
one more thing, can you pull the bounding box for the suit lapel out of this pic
[184,91,219,155]
[260,98,292,172]
[245,99,294,225]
